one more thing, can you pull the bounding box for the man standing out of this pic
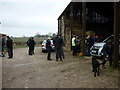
[0,36,5,57]
[53,35,63,61]
[27,37,35,55]
[6,36,13,59]
[72,35,77,56]
[58,35,65,59]
[46,37,52,60]
[86,35,94,56]
[101,41,113,68]
[76,35,81,53]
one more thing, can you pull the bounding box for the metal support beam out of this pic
[113,2,120,68]
[81,2,86,55]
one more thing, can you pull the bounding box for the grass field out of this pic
[12,37,47,43]
[11,37,47,49]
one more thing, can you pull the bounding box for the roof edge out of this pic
[57,2,71,20]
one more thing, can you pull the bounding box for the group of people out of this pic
[71,34,113,67]
[0,36,13,59]
[26,34,65,61]
[86,35,103,56]
[1,34,113,67]
[46,34,64,61]
[27,37,36,55]
[71,34,103,56]
[72,35,81,56]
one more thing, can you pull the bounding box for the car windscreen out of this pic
[103,35,113,43]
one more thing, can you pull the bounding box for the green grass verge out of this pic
[104,66,116,72]
[12,37,46,42]
[106,66,115,72]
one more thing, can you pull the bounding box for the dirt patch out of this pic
[2,47,119,88]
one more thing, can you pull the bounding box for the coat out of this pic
[27,39,35,50]
[102,43,113,57]
[7,38,13,49]
[53,37,63,49]
[46,39,52,50]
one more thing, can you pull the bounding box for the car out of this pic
[41,40,55,52]
[90,35,120,57]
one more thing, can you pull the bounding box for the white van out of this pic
[90,35,120,57]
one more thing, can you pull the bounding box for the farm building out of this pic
[58,1,119,51]
[58,0,120,67]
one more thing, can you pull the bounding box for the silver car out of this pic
[41,40,55,52]
[90,35,120,57]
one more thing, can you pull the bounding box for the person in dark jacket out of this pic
[6,36,13,59]
[86,35,94,56]
[101,41,113,67]
[46,37,52,60]
[76,35,81,53]
[58,35,65,59]
[0,37,5,57]
[27,37,35,55]
[53,35,63,61]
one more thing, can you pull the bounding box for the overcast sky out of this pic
[0,0,71,37]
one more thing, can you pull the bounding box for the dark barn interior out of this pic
[58,2,115,51]
[86,2,114,38]
[70,2,114,38]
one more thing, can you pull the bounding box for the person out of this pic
[93,35,101,43]
[0,37,5,57]
[72,35,77,56]
[101,41,113,68]
[6,36,13,59]
[27,37,36,55]
[76,35,81,53]
[46,37,52,60]
[31,37,36,54]
[58,35,65,59]
[53,35,63,61]
[86,35,94,56]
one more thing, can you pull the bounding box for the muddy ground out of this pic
[1,47,119,88]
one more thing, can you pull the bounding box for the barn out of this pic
[58,0,120,67]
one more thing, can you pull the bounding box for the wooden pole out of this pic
[64,13,66,42]
[70,5,73,51]
[81,2,86,55]
[58,19,60,35]
[113,2,119,68]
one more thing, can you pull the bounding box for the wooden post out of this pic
[58,19,60,35]
[113,2,120,68]
[81,2,86,55]
[70,5,73,50]
[63,13,66,42]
